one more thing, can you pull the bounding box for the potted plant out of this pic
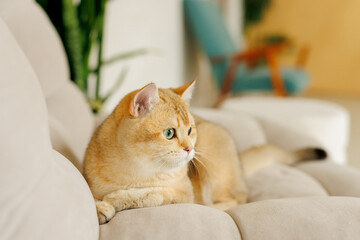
[36,0,148,113]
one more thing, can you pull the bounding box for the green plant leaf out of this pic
[36,0,49,9]
[62,0,85,91]
[102,48,151,66]
[94,0,107,100]
[244,0,271,28]
[88,98,103,114]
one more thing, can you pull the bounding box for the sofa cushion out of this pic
[297,161,360,197]
[0,18,98,240]
[246,164,327,202]
[101,204,241,240]
[226,197,360,240]
[47,82,95,171]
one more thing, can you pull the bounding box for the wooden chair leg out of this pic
[266,52,287,97]
[213,62,239,108]
[213,92,231,108]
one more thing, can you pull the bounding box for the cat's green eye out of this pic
[164,128,175,140]
[188,127,192,136]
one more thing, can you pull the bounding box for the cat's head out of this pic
[112,81,197,175]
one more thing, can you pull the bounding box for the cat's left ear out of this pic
[130,83,159,118]
[172,80,196,103]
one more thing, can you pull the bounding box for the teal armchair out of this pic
[184,0,309,106]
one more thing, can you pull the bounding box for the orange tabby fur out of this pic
[84,81,326,224]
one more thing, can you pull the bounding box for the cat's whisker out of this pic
[193,156,209,174]
[151,153,167,162]
[195,151,208,157]
[189,159,200,174]
[194,148,214,158]
[154,157,164,163]
[195,152,213,163]
[158,159,168,170]
[151,153,168,169]
[152,152,165,157]
[196,152,212,159]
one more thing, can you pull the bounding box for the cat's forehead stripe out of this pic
[176,117,181,128]
[159,95,167,103]
[158,88,190,126]
[176,105,190,126]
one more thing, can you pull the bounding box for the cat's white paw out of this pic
[96,200,115,224]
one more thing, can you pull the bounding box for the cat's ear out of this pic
[130,83,159,118]
[172,80,196,103]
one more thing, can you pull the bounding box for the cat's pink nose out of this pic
[184,146,193,154]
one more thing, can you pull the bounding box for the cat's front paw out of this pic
[96,200,115,224]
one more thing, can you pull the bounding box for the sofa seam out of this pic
[225,211,245,240]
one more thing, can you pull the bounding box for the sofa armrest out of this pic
[0,17,98,240]
[222,97,350,164]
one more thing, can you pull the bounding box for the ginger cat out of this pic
[83,81,326,224]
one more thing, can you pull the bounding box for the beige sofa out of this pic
[1,0,360,239]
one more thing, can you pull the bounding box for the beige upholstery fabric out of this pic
[297,161,360,197]
[0,0,69,98]
[0,0,95,171]
[100,204,241,240]
[46,82,95,170]
[246,164,327,202]
[0,17,98,240]
[226,197,360,240]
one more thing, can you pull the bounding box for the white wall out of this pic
[100,0,190,113]
[99,0,243,112]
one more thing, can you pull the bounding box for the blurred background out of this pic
[244,0,360,169]
[36,0,359,168]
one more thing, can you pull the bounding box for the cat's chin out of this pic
[160,151,194,173]
[187,151,195,161]
[163,158,190,173]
